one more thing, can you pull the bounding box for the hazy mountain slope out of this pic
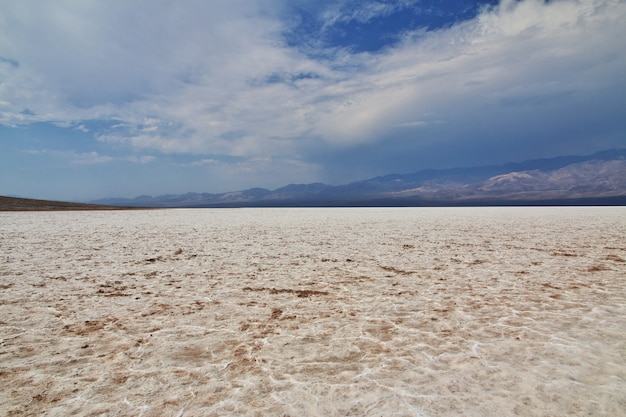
[91,149,626,207]
[390,159,626,201]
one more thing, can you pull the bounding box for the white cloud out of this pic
[71,151,113,165]
[1,0,625,170]
[20,148,154,165]
[171,155,323,192]
[177,158,220,168]
[125,155,155,164]
[313,0,626,145]
[394,121,428,128]
[316,0,413,27]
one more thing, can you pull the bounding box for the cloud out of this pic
[171,155,323,192]
[393,121,429,128]
[72,151,156,165]
[314,0,415,27]
[125,155,155,164]
[71,151,113,165]
[176,159,221,168]
[1,0,625,184]
[326,1,624,123]
[21,148,154,165]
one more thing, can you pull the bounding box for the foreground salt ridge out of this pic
[1,207,624,416]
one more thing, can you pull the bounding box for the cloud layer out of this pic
[1,0,625,197]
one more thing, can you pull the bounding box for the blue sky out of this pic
[1,0,625,201]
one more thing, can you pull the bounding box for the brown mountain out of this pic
[0,196,141,211]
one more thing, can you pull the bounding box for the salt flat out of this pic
[1,207,625,416]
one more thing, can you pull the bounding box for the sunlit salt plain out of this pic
[1,207,625,417]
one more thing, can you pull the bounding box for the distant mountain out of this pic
[92,149,626,207]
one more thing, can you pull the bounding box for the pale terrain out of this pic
[1,207,624,416]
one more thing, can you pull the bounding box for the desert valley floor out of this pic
[1,207,625,416]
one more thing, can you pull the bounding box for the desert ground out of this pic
[1,207,624,416]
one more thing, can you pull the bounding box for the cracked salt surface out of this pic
[1,207,625,416]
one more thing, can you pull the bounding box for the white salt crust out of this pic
[1,207,624,416]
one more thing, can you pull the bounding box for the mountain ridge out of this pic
[92,148,626,207]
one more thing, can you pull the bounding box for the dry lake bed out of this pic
[1,207,625,416]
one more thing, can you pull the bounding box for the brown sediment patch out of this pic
[242,287,329,297]
[605,254,625,262]
[63,318,112,335]
[379,265,414,275]
[588,264,611,272]
[551,251,578,257]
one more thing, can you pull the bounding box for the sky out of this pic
[1,0,625,201]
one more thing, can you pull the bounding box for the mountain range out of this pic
[93,148,626,207]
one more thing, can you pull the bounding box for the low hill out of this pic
[0,196,142,211]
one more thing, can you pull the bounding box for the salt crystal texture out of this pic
[1,207,625,416]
